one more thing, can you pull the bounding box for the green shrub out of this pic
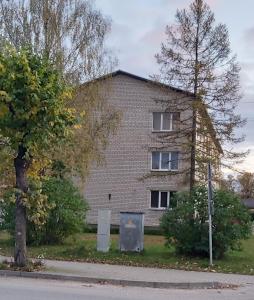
[0,177,88,245]
[160,186,252,259]
[0,191,14,234]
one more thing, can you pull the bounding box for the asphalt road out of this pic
[0,277,253,300]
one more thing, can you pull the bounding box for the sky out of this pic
[95,0,254,174]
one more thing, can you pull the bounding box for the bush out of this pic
[0,177,88,245]
[160,186,252,259]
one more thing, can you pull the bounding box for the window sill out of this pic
[149,208,168,211]
[151,169,178,172]
[152,130,174,133]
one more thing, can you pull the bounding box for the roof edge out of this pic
[95,69,195,97]
[83,69,223,155]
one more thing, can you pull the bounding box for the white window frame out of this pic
[152,112,173,132]
[150,190,170,210]
[151,151,179,171]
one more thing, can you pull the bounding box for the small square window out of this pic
[152,112,180,132]
[150,191,178,209]
[151,151,179,171]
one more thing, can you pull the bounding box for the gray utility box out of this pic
[97,209,111,252]
[119,212,144,252]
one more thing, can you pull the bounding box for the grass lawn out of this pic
[0,231,253,275]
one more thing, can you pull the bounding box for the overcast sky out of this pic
[96,0,254,174]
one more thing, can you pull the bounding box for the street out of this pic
[0,277,253,300]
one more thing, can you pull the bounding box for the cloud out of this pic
[96,0,172,77]
[141,26,166,46]
[240,63,254,92]
[244,27,254,45]
[242,27,254,59]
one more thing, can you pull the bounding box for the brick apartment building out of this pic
[84,70,222,227]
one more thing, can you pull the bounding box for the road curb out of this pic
[0,270,236,289]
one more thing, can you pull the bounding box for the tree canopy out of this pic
[0,46,78,266]
[0,0,115,83]
[0,0,120,187]
[0,47,74,154]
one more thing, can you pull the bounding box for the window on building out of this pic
[151,151,179,171]
[150,191,178,209]
[152,112,180,131]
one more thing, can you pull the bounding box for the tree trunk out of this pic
[190,7,201,191]
[14,146,28,267]
[190,109,197,191]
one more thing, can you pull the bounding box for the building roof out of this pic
[89,69,223,154]
[95,69,195,96]
[242,199,254,209]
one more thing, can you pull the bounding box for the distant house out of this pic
[242,199,254,214]
[83,70,222,227]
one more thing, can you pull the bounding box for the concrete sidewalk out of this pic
[1,255,254,289]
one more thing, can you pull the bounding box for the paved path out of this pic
[42,258,254,285]
[1,255,254,289]
[0,277,254,300]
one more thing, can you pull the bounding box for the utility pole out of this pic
[207,162,213,266]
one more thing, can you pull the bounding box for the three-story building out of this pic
[83,70,222,227]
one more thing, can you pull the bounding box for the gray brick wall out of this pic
[83,74,191,227]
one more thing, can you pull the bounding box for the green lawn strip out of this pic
[0,231,253,275]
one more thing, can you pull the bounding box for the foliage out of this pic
[1,177,88,245]
[1,180,53,228]
[0,46,77,204]
[0,0,115,83]
[160,186,252,259]
[54,82,121,180]
[237,172,254,199]
[0,45,78,265]
[0,45,75,210]
[154,0,247,184]
[0,40,119,267]
[0,0,121,185]
[220,172,254,200]
[0,141,14,191]
[32,177,88,245]
[220,174,238,194]
[0,258,44,272]
[0,47,74,150]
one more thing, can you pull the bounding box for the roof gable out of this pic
[101,70,195,97]
[85,69,223,154]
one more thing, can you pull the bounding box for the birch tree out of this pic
[0,0,120,186]
[0,0,115,83]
